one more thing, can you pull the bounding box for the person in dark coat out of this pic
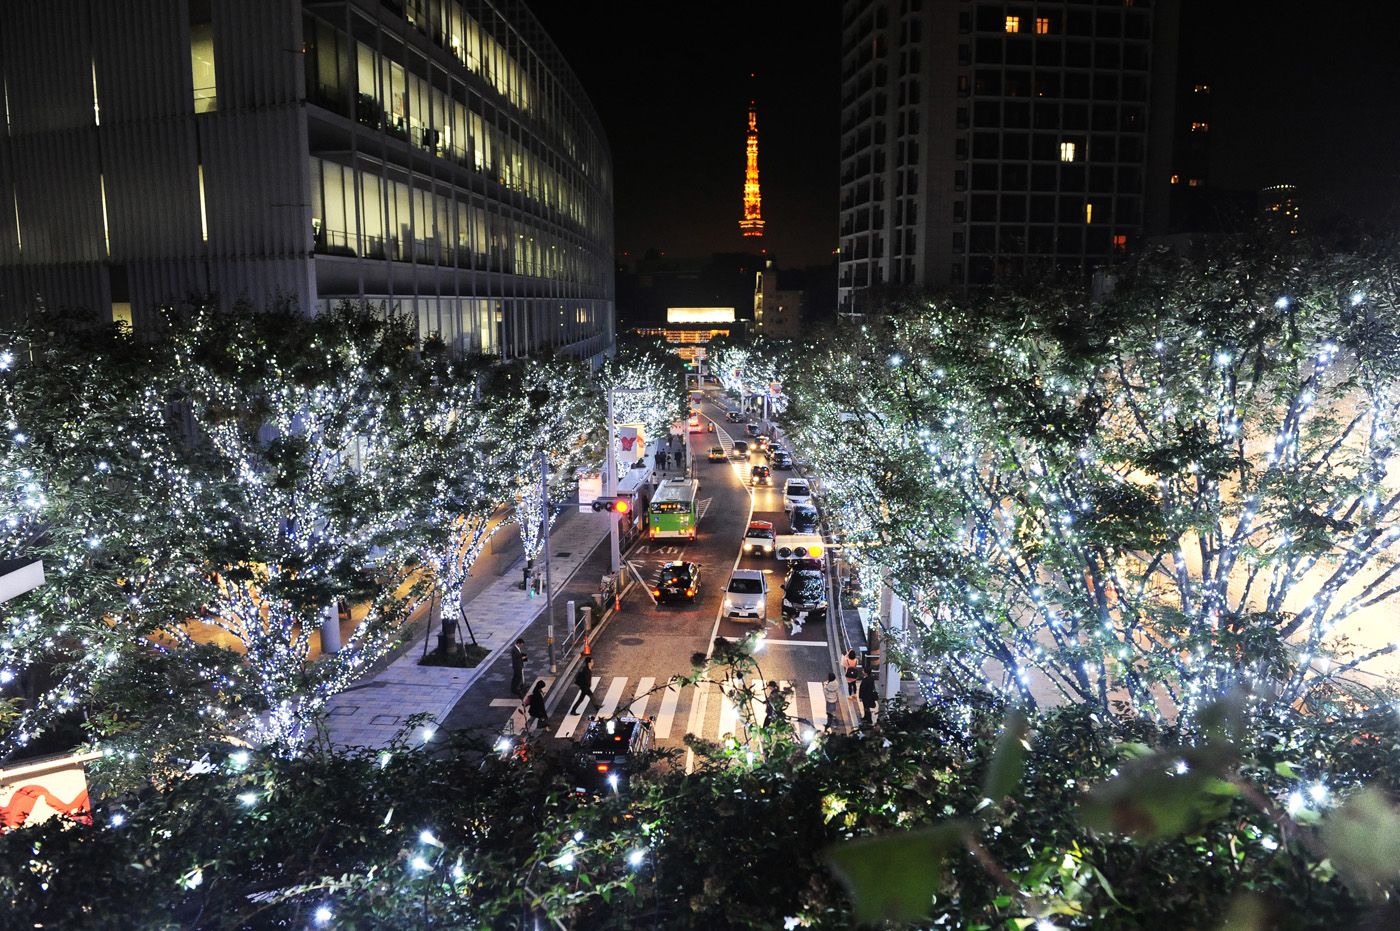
[858,668,879,726]
[573,656,597,713]
[509,638,528,697]
[526,680,549,730]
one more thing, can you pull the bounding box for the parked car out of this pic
[653,561,701,603]
[770,450,793,470]
[745,423,761,438]
[790,503,819,534]
[744,520,776,556]
[750,464,771,486]
[783,478,812,512]
[724,569,768,623]
[782,562,828,623]
[571,714,655,795]
[731,440,750,460]
[707,446,727,462]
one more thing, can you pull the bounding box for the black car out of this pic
[724,411,742,422]
[750,463,771,486]
[653,561,701,603]
[782,563,828,622]
[790,503,819,534]
[770,450,793,470]
[572,714,655,795]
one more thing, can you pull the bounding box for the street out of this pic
[544,389,846,763]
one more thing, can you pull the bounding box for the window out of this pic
[1084,202,1094,224]
[1194,84,1211,94]
[189,0,217,113]
[1187,178,1202,187]
[1113,234,1128,252]
[1059,141,1076,162]
[1005,15,1020,33]
[1170,174,1179,184]
[1035,17,1050,34]
[1190,121,1209,132]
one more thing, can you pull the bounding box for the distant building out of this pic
[1167,78,1212,230]
[1259,184,1302,236]
[0,0,614,362]
[838,0,1180,312]
[753,259,804,339]
[632,307,742,367]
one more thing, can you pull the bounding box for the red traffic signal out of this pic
[591,496,630,514]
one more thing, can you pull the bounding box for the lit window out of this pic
[1084,202,1094,224]
[1113,234,1127,252]
[1187,178,1201,188]
[1005,15,1020,33]
[1190,121,1209,133]
[190,2,218,113]
[99,174,111,256]
[1059,142,1076,162]
[1035,17,1050,34]
[197,164,209,242]
[1170,174,1180,184]
[1194,84,1211,94]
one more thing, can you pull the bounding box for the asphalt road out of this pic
[546,388,846,765]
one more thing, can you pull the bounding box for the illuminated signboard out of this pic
[1,751,101,832]
[666,307,736,324]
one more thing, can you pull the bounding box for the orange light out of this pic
[686,588,695,597]
[652,589,661,597]
[615,500,630,514]
[809,546,823,557]
[596,763,610,773]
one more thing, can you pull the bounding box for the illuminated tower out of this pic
[739,100,765,238]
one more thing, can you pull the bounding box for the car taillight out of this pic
[652,589,661,597]
[596,763,610,773]
[686,588,694,597]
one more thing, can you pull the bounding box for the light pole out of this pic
[540,449,556,672]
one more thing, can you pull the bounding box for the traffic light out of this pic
[591,496,630,514]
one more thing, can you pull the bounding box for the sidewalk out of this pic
[320,506,614,749]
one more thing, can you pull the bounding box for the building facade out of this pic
[753,260,805,340]
[0,0,614,361]
[839,0,1178,312]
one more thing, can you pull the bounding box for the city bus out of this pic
[648,478,700,540]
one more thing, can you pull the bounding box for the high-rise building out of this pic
[753,259,804,339]
[839,0,1179,312]
[739,100,766,239]
[1259,184,1301,236]
[0,0,614,363]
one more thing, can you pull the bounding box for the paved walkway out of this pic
[320,505,614,749]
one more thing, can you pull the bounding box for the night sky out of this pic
[526,1,1400,268]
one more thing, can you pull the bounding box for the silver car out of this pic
[725,569,768,623]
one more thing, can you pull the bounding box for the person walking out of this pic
[525,680,549,731]
[763,680,788,726]
[509,638,528,698]
[822,672,840,729]
[573,656,597,713]
[843,650,860,697]
[858,668,879,727]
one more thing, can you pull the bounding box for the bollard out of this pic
[581,605,593,631]
[567,599,577,634]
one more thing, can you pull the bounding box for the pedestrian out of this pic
[573,656,597,712]
[654,449,665,470]
[510,638,528,697]
[843,649,860,697]
[763,680,788,725]
[858,668,879,726]
[822,672,840,728]
[526,679,549,731]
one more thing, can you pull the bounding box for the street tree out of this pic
[791,239,1400,719]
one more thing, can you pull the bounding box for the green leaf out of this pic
[824,821,965,924]
[1318,785,1400,899]
[983,708,1030,802]
[1273,761,1301,779]
[1080,754,1239,841]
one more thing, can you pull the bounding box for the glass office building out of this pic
[0,0,614,361]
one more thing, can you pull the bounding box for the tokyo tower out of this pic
[739,100,765,238]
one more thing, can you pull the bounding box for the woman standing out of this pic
[842,649,860,697]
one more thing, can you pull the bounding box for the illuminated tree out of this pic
[600,338,688,443]
[792,240,1400,719]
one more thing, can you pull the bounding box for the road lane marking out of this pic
[759,639,829,647]
[555,676,601,737]
[595,676,629,718]
[717,683,740,738]
[808,681,827,730]
[489,698,521,707]
[628,677,655,717]
[654,680,680,737]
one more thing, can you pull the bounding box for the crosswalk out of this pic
[553,675,834,740]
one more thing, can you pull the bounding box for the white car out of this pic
[783,478,812,512]
[725,569,768,623]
